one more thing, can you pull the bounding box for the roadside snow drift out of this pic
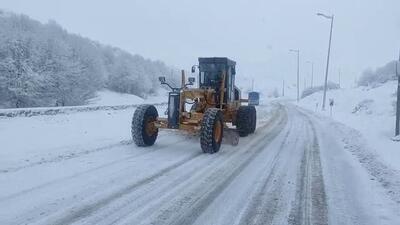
[298,81,399,170]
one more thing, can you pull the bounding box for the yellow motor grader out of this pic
[131,57,256,153]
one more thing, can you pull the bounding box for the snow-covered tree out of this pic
[301,82,340,99]
[358,61,398,87]
[0,10,178,108]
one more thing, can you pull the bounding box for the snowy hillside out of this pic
[0,10,178,109]
[297,81,399,170]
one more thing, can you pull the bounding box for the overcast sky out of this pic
[1,0,400,91]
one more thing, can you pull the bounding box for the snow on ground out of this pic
[1,100,399,224]
[88,90,146,106]
[0,89,168,171]
[296,81,400,206]
[88,89,169,106]
[297,81,399,170]
[296,81,400,210]
[0,106,163,172]
[295,105,400,224]
[0,89,168,118]
[0,99,273,173]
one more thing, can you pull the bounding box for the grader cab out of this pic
[131,57,256,153]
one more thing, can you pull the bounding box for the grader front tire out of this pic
[200,108,224,154]
[131,105,159,147]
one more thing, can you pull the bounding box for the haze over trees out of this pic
[0,10,178,108]
[358,60,398,87]
[299,58,398,99]
[301,82,340,99]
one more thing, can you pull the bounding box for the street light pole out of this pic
[290,49,300,102]
[395,50,400,136]
[311,62,314,88]
[318,13,334,110]
[306,61,314,88]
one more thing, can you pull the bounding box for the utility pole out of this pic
[395,50,400,136]
[290,49,300,102]
[311,62,314,88]
[282,79,285,97]
[338,68,341,88]
[251,78,254,91]
[306,61,314,88]
[297,51,300,101]
[318,13,334,110]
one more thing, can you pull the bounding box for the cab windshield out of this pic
[199,64,225,87]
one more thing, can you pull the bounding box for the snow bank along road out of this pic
[0,103,399,225]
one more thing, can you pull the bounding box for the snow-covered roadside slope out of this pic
[87,90,146,106]
[0,90,168,171]
[0,101,273,179]
[0,104,166,173]
[88,89,169,106]
[297,81,399,170]
[0,90,167,118]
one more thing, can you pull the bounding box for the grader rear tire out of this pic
[200,108,224,154]
[236,106,251,137]
[132,105,159,147]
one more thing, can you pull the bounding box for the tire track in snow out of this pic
[0,137,190,203]
[5,104,284,225]
[37,152,203,225]
[1,131,187,174]
[237,117,300,225]
[1,141,131,174]
[68,105,288,225]
[145,108,288,225]
[288,110,328,225]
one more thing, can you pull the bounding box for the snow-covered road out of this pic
[0,103,399,225]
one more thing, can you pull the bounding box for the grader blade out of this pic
[223,128,239,146]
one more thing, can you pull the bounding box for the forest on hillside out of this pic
[0,10,178,108]
[358,60,398,87]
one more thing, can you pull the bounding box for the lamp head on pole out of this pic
[317,13,333,20]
